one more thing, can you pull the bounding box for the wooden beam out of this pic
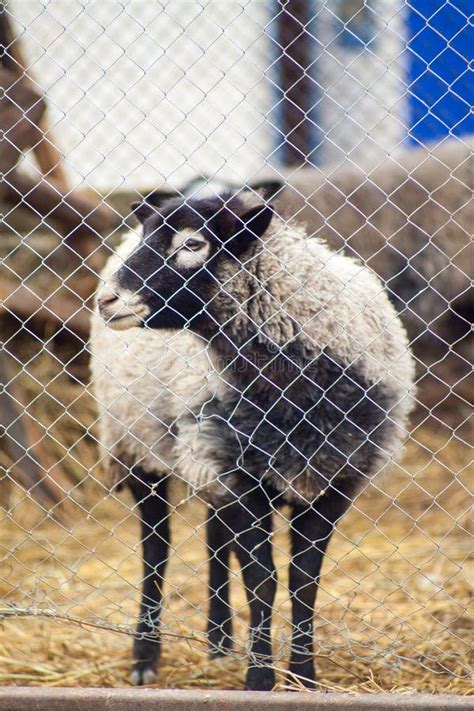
[0,688,471,711]
[2,169,120,241]
[0,15,120,246]
[0,67,46,197]
[0,280,91,340]
[0,69,120,248]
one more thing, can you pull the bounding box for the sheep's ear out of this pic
[131,189,176,223]
[226,204,274,256]
[248,179,283,201]
[242,204,274,238]
[144,189,178,208]
[130,202,156,224]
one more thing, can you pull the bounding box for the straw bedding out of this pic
[0,343,472,694]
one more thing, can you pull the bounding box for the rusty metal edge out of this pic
[0,688,471,711]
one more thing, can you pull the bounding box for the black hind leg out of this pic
[207,507,234,657]
[127,468,170,685]
[288,480,356,686]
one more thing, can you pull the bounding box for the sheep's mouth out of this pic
[97,285,151,330]
[100,302,150,330]
[106,312,144,330]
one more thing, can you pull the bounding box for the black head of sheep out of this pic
[98,194,273,331]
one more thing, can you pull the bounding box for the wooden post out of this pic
[0,2,69,187]
[0,350,76,519]
[0,67,46,197]
[274,0,317,166]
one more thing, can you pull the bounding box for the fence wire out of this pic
[0,0,472,694]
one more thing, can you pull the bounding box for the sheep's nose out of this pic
[97,292,119,309]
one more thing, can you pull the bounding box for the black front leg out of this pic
[219,481,277,691]
[127,468,170,686]
[206,507,234,657]
[288,480,356,686]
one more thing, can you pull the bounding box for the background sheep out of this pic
[99,192,415,690]
[270,139,472,424]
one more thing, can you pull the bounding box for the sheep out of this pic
[97,191,416,690]
[89,177,281,685]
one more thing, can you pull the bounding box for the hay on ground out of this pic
[0,344,472,694]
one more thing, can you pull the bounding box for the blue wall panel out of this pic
[407,0,473,143]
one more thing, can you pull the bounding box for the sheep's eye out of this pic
[184,238,205,251]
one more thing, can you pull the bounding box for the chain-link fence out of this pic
[0,0,472,696]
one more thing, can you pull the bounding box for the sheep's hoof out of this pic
[244,666,275,691]
[287,660,316,688]
[208,625,234,659]
[130,667,157,686]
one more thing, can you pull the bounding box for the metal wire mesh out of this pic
[0,0,472,694]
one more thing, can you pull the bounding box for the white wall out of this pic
[11,0,273,192]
